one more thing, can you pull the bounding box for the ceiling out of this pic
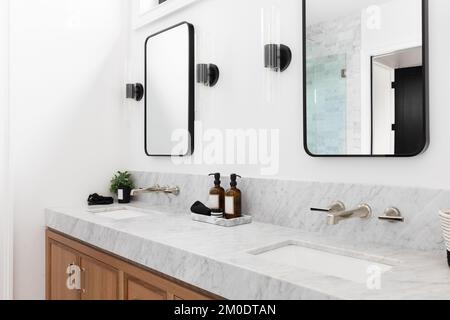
[373,46,423,69]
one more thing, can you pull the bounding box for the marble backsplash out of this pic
[131,171,450,252]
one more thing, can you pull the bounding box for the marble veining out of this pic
[45,172,450,299]
[131,171,450,252]
[306,12,362,154]
[46,205,450,300]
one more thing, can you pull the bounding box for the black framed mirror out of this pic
[303,0,429,157]
[145,22,195,157]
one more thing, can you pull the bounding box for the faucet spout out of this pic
[327,204,372,225]
[131,185,180,197]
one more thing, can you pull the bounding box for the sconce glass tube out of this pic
[261,6,282,104]
[195,29,220,121]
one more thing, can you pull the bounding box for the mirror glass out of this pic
[304,0,428,156]
[145,22,194,156]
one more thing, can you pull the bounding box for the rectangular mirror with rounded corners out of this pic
[145,22,195,157]
[303,0,429,157]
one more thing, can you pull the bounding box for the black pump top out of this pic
[230,174,242,187]
[209,173,221,186]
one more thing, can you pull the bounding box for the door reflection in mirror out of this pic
[304,0,428,157]
[372,47,424,155]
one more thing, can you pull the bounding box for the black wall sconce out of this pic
[126,83,144,102]
[264,44,292,72]
[196,64,220,87]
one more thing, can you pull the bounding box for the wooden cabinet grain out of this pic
[125,277,168,300]
[46,229,219,301]
[47,242,81,300]
[80,256,120,300]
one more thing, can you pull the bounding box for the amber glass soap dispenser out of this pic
[208,173,225,215]
[225,174,242,219]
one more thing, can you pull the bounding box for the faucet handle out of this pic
[311,201,346,214]
[163,186,180,195]
[378,207,404,223]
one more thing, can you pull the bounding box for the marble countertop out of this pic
[46,204,450,300]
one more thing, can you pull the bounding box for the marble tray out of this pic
[191,213,252,227]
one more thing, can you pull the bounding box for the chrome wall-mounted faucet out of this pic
[311,201,372,225]
[131,185,180,197]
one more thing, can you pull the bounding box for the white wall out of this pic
[0,0,13,300]
[126,0,450,190]
[362,0,422,55]
[10,0,128,299]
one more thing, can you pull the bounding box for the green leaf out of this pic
[110,171,135,194]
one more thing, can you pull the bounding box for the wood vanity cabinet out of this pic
[46,229,219,301]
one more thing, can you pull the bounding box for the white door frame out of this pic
[0,0,13,300]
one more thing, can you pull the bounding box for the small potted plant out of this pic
[110,171,135,204]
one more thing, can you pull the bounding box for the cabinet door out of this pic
[48,242,81,300]
[80,256,119,300]
[126,277,168,300]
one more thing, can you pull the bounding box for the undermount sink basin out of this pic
[249,241,395,284]
[87,207,148,221]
